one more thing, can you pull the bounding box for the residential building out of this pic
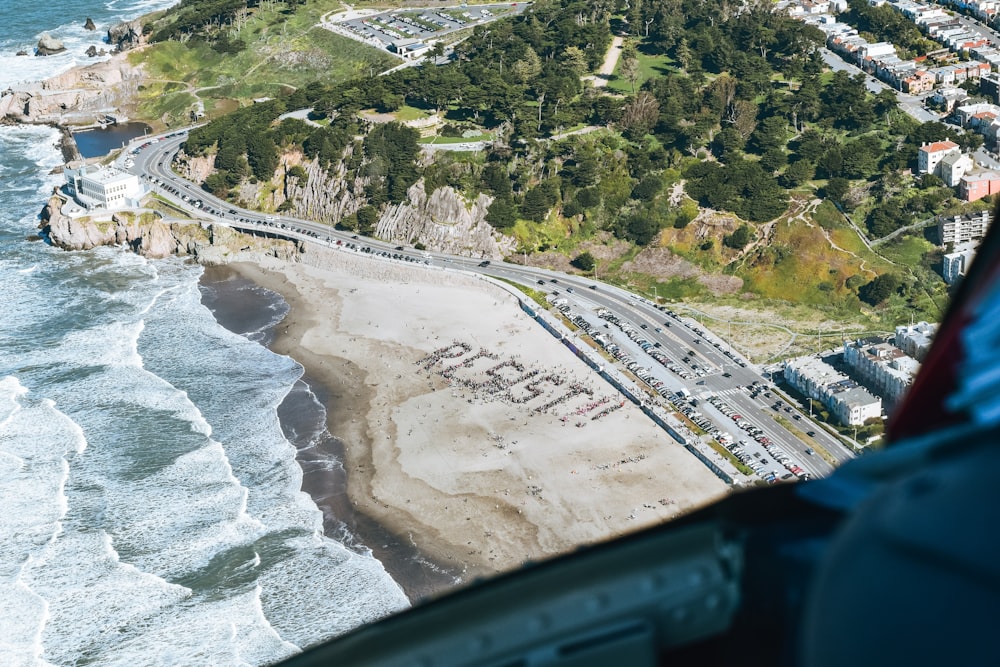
[981,71,1000,104]
[956,102,1000,127]
[939,151,974,187]
[64,165,143,211]
[842,337,918,407]
[902,69,935,93]
[938,210,992,243]
[894,322,938,361]
[959,170,1000,201]
[784,355,883,426]
[930,87,969,111]
[942,241,979,284]
[918,140,961,176]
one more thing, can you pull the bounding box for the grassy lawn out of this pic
[420,133,492,144]
[607,49,675,94]
[879,233,935,265]
[130,0,398,125]
[394,105,432,122]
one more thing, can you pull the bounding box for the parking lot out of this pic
[330,3,529,54]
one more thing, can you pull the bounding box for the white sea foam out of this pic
[0,380,87,667]
[0,0,179,89]
[2,120,408,661]
[258,533,408,650]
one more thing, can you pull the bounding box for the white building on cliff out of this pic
[64,165,142,211]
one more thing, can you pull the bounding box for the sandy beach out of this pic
[211,245,729,602]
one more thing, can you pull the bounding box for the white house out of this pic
[939,151,974,187]
[917,140,961,177]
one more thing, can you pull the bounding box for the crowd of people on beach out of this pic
[416,340,624,425]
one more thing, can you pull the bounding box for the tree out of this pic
[824,177,850,205]
[619,41,640,94]
[619,91,660,139]
[723,224,755,249]
[512,47,542,84]
[246,133,278,181]
[859,274,902,306]
[750,115,788,155]
[631,174,663,201]
[781,160,814,188]
[561,46,589,76]
[486,197,516,229]
[356,205,379,235]
[571,251,596,272]
[623,214,659,245]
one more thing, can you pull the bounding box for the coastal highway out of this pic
[124,130,853,480]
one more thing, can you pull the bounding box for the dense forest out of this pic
[178,0,980,313]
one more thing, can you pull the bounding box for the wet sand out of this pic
[199,245,729,603]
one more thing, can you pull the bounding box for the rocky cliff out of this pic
[40,195,301,264]
[198,147,515,259]
[377,181,514,259]
[0,52,143,123]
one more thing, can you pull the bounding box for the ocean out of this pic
[0,2,408,665]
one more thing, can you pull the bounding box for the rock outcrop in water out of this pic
[36,34,66,56]
[84,18,97,31]
[40,195,301,264]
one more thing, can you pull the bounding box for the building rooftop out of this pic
[77,165,135,186]
[920,140,960,153]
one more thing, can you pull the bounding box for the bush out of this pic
[723,224,755,249]
[859,274,902,306]
[631,174,662,201]
[571,251,596,272]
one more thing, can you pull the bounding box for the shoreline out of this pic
[198,244,729,606]
[199,263,464,604]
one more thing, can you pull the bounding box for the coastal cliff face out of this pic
[41,195,301,264]
[178,147,515,259]
[0,54,143,123]
[376,181,515,259]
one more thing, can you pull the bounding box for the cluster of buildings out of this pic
[842,322,936,406]
[788,0,1000,199]
[783,323,938,426]
[806,1,997,94]
[783,355,883,426]
[64,164,143,211]
[915,138,1000,200]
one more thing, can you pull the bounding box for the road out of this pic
[122,130,857,483]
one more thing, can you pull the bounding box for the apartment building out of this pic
[784,356,883,426]
[938,210,992,244]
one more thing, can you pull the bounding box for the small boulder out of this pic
[85,45,97,58]
[36,33,66,56]
[84,17,96,31]
[16,50,27,56]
